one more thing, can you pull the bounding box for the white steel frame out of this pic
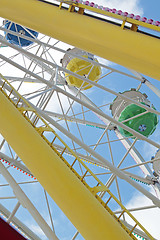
[0,21,159,240]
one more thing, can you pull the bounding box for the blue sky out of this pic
[141,0,160,20]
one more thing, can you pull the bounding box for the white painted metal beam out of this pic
[0,203,41,240]
[31,103,160,208]
[0,161,59,240]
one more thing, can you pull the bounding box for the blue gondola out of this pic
[4,20,38,47]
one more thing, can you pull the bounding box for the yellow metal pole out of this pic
[0,91,131,239]
[0,0,160,80]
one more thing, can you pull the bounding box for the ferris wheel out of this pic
[0,0,160,239]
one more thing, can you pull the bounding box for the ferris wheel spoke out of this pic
[0,196,16,200]
[21,44,46,80]
[0,160,59,240]
[0,203,41,240]
[131,69,160,98]
[71,231,80,240]
[3,76,42,83]
[104,138,138,189]
[55,91,77,150]
[0,180,38,188]
[62,93,86,146]
[122,157,160,170]
[54,86,160,147]
[0,152,31,175]
[43,189,55,233]
[6,201,21,223]
[33,104,160,208]
[115,130,153,175]
[44,110,107,129]
[105,131,124,208]
[115,204,158,214]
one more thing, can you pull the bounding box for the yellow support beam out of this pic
[0,0,160,80]
[0,89,132,240]
[0,76,154,239]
